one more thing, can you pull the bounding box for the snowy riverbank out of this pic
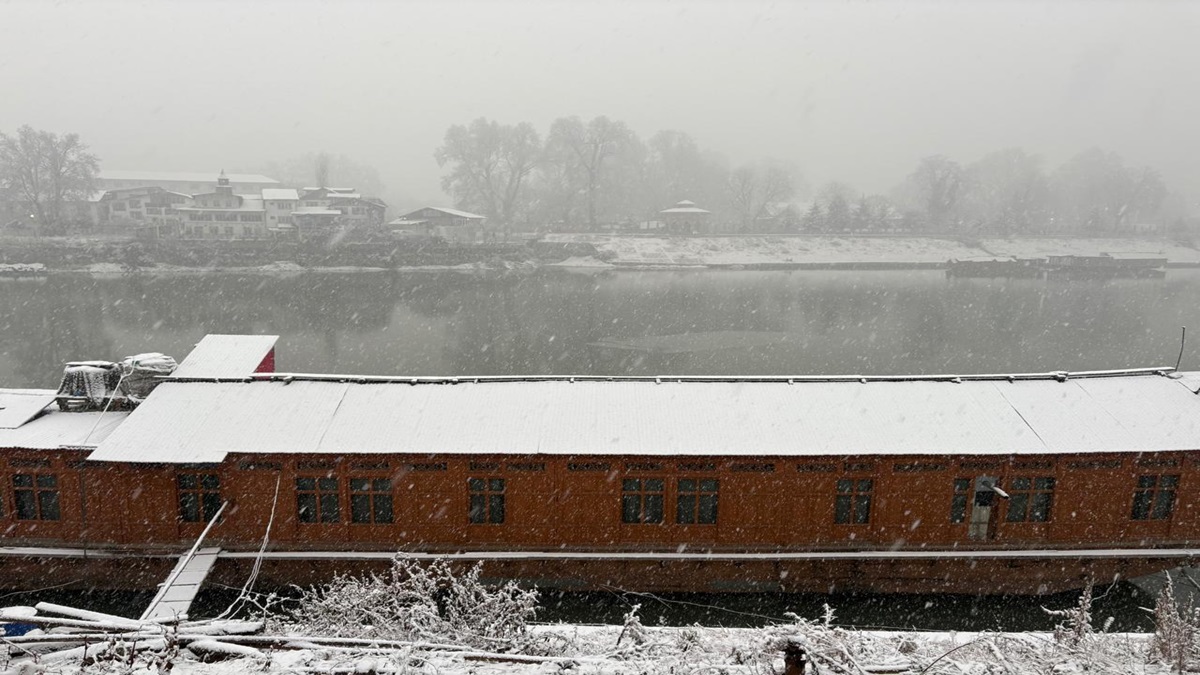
[544,234,1200,268]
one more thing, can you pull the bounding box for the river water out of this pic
[3,268,1199,388]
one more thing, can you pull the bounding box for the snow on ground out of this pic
[981,238,1200,263]
[544,234,1200,267]
[4,622,1175,675]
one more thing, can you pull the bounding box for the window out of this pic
[468,477,504,524]
[13,473,60,521]
[621,478,664,523]
[350,478,393,524]
[297,476,340,523]
[1132,474,1179,521]
[950,478,971,523]
[177,473,221,523]
[835,478,872,524]
[1006,476,1054,522]
[676,478,718,524]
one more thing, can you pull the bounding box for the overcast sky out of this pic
[1,0,1197,207]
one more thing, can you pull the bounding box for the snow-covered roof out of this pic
[89,370,1200,464]
[660,206,711,215]
[170,335,278,379]
[261,188,300,201]
[99,170,278,184]
[0,390,57,429]
[0,389,128,449]
[292,207,341,216]
[401,207,485,220]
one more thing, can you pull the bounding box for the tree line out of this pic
[435,116,799,232]
[437,117,1188,236]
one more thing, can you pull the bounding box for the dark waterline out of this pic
[3,269,1199,388]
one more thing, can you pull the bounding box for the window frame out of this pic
[468,476,505,524]
[12,472,61,521]
[296,475,341,524]
[1131,474,1179,521]
[675,477,719,525]
[349,476,394,525]
[621,477,665,524]
[834,477,873,525]
[1005,476,1055,523]
[177,472,222,523]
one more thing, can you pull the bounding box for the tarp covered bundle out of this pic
[55,353,176,411]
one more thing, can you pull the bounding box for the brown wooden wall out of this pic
[4,449,1200,552]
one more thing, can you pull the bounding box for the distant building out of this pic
[390,207,486,243]
[94,187,191,237]
[174,171,268,240]
[96,170,279,195]
[660,200,712,234]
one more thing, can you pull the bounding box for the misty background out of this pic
[2,0,1197,217]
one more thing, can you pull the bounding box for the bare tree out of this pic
[314,152,331,188]
[0,126,99,233]
[545,116,638,229]
[436,118,542,226]
[726,161,796,231]
[899,155,964,232]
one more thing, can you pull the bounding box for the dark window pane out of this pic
[853,495,871,524]
[1138,475,1157,488]
[373,479,391,492]
[296,477,316,491]
[202,493,222,521]
[1007,494,1029,522]
[1152,491,1176,520]
[468,478,485,491]
[679,479,696,492]
[350,478,369,492]
[836,479,852,493]
[489,478,505,492]
[297,494,317,523]
[623,479,639,491]
[38,491,60,521]
[1030,493,1052,522]
[13,474,32,488]
[645,494,664,523]
[200,475,220,490]
[698,494,718,524]
[700,479,718,492]
[374,495,393,523]
[857,479,872,492]
[179,493,199,522]
[351,494,371,523]
[622,494,641,523]
[318,478,338,492]
[645,479,664,492]
[1161,475,1180,488]
[835,495,851,524]
[469,494,486,523]
[489,494,505,523]
[35,475,56,488]
[677,495,696,524]
[951,494,968,523]
[954,478,970,492]
[319,494,340,522]
[15,491,36,519]
[1012,477,1031,490]
[1132,491,1152,520]
[178,474,198,489]
[1034,477,1055,490]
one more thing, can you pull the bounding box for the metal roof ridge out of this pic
[153,367,1180,385]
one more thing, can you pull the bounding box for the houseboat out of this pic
[4,335,1200,595]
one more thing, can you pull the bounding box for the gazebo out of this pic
[659,200,712,234]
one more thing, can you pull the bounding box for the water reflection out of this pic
[1,269,1197,388]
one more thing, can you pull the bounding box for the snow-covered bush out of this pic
[273,556,537,648]
[1150,574,1199,671]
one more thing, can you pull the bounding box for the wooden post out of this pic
[783,640,808,675]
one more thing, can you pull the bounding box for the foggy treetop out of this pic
[1,0,1197,214]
